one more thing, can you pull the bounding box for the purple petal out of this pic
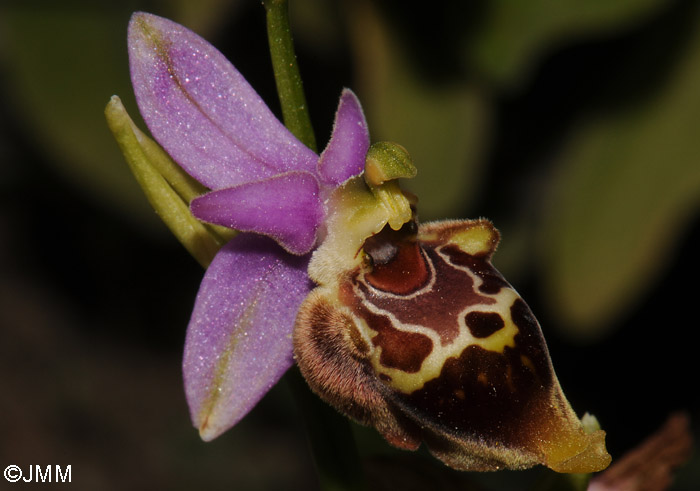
[128,12,317,189]
[183,234,311,441]
[317,89,370,186]
[190,171,323,255]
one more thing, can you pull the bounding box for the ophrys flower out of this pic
[117,11,611,474]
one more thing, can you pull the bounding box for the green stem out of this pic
[263,2,366,490]
[287,368,365,491]
[263,0,317,151]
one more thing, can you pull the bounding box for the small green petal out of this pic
[105,95,234,267]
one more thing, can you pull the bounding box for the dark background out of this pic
[1,0,698,489]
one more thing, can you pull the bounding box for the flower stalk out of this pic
[263,0,317,151]
[264,2,366,489]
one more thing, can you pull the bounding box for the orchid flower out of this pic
[110,11,611,475]
[125,12,369,441]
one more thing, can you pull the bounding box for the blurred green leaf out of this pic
[468,0,666,88]
[1,6,146,218]
[539,12,700,340]
[0,1,236,232]
[346,0,489,221]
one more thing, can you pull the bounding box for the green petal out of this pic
[105,96,234,267]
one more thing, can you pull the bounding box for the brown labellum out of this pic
[294,218,611,473]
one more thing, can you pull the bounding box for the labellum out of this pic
[294,143,611,473]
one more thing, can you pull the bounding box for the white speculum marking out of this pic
[361,246,438,301]
[352,244,521,394]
